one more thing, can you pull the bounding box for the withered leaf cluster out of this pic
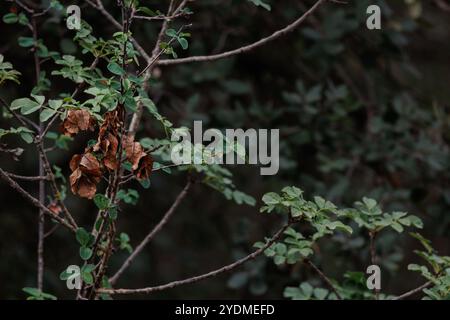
[65,109,153,199]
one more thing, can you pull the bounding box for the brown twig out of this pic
[393,281,433,300]
[304,259,342,300]
[157,0,326,66]
[0,168,76,232]
[110,180,192,285]
[4,172,49,181]
[99,223,290,295]
[29,12,46,292]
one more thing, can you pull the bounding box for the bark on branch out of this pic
[99,223,290,295]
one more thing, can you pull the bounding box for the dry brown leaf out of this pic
[123,135,146,171]
[69,152,102,199]
[93,111,121,171]
[62,109,96,137]
[135,155,153,181]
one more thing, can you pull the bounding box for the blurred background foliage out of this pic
[0,0,449,299]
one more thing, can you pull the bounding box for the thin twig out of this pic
[0,168,76,232]
[393,281,433,300]
[4,172,50,181]
[30,12,46,292]
[157,0,326,66]
[99,223,290,295]
[305,259,342,300]
[110,180,192,284]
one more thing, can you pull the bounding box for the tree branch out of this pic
[157,0,326,66]
[0,168,76,232]
[304,259,342,300]
[4,172,49,181]
[29,12,46,292]
[393,281,433,300]
[110,179,192,285]
[99,223,290,295]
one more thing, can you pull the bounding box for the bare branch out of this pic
[110,180,192,285]
[99,223,290,295]
[0,168,76,232]
[36,143,78,229]
[304,259,342,300]
[4,172,50,181]
[393,281,433,300]
[157,0,326,66]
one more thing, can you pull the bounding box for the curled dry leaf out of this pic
[124,135,153,180]
[62,109,96,137]
[93,111,121,171]
[136,155,153,181]
[123,135,146,171]
[94,131,118,171]
[69,152,102,199]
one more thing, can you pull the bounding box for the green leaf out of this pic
[18,13,29,25]
[177,37,189,50]
[262,192,281,205]
[313,288,329,300]
[408,215,423,229]
[108,206,118,220]
[410,232,434,253]
[363,197,377,210]
[139,178,151,189]
[48,99,63,110]
[31,94,45,105]
[282,186,303,198]
[22,287,56,300]
[107,62,125,76]
[124,94,137,113]
[391,222,404,233]
[20,132,34,144]
[274,255,286,265]
[328,221,353,234]
[94,194,109,210]
[10,95,44,115]
[40,108,57,122]
[80,247,93,260]
[3,13,18,24]
[165,29,178,38]
[75,227,90,247]
[300,282,313,297]
[82,271,94,285]
[59,267,73,280]
[81,264,96,274]
[18,37,35,48]
[22,287,41,297]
